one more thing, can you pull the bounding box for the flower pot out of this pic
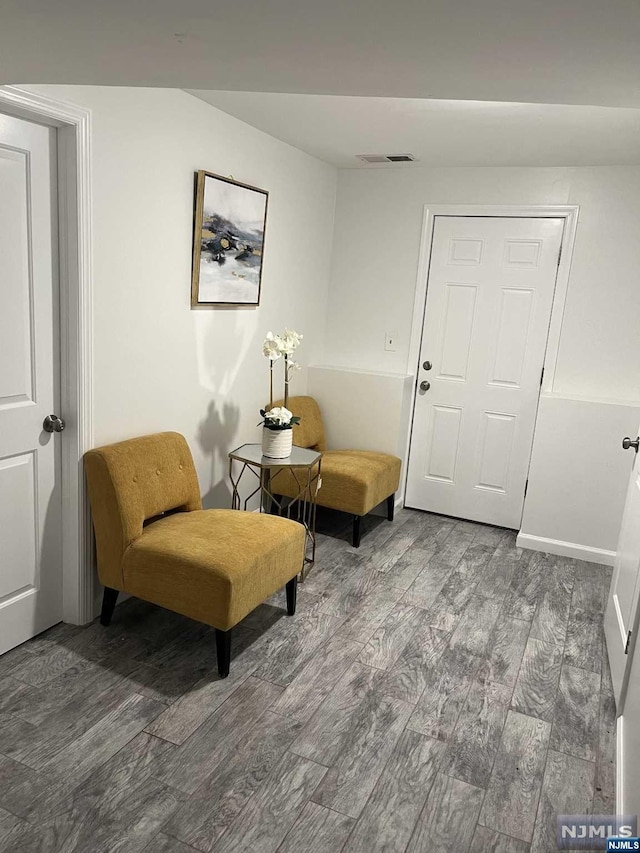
[262,427,293,459]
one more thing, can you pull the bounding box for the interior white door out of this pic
[0,112,63,655]
[605,429,640,710]
[406,216,564,528]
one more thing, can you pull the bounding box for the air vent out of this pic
[357,153,417,164]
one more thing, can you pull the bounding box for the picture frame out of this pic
[191,170,269,307]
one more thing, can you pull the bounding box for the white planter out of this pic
[262,427,293,459]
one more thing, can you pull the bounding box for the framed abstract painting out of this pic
[191,170,269,307]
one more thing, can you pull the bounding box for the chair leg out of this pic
[387,494,395,522]
[100,587,119,626]
[215,629,232,679]
[352,515,362,548]
[286,576,297,615]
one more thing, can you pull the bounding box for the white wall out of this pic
[25,85,337,508]
[13,87,640,557]
[519,396,640,560]
[307,366,412,455]
[307,366,413,502]
[324,165,640,556]
[556,169,640,401]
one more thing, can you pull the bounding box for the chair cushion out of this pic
[271,450,401,517]
[122,509,305,631]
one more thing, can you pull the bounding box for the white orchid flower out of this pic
[278,328,303,355]
[262,332,283,360]
[264,406,293,425]
[286,359,301,375]
[285,328,303,346]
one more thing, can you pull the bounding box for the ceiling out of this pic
[2,1,640,109]
[188,92,640,168]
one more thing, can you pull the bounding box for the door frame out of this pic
[404,204,579,521]
[0,85,94,625]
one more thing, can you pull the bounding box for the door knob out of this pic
[420,381,431,392]
[422,361,432,371]
[43,414,65,433]
[622,436,640,452]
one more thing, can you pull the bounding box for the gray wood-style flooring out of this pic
[0,508,615,852]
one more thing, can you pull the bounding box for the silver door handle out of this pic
[43,414,65,433]
[622,436,639,452]
[420,381,431,392]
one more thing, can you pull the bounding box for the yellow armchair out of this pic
[270,396,401,547]
[84,432,305,677]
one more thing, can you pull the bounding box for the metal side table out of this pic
[228,443,321,580]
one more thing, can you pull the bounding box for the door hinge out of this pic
[524,479,529,498]
[557,245,562,267]
[540,367,545,386]
[625,629,633,654]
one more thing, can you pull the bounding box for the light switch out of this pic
[384,331,397,352]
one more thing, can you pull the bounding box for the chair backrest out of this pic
[84,432,202,590]
[272,395,327,451]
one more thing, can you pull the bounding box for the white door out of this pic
[0,112,63,655]
[406,216,564,528]
[605,429,640,710]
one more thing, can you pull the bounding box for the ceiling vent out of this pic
[357,153,417,164]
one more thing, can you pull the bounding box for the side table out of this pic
[228,443,321,580]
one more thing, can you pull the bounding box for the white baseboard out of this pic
[617,715,624,815]
[516,532,616,566]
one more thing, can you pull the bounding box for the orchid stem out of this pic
[269,361,273,410]
[284,355,289,408]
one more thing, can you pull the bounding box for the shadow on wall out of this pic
[194,304,259,398]
[197,399,240,509]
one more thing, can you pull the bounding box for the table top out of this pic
[229,443,321,468]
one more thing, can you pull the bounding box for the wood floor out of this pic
[0,508,615,852]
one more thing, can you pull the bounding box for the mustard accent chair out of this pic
[270,396,402,547]
[84,432,305,678]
